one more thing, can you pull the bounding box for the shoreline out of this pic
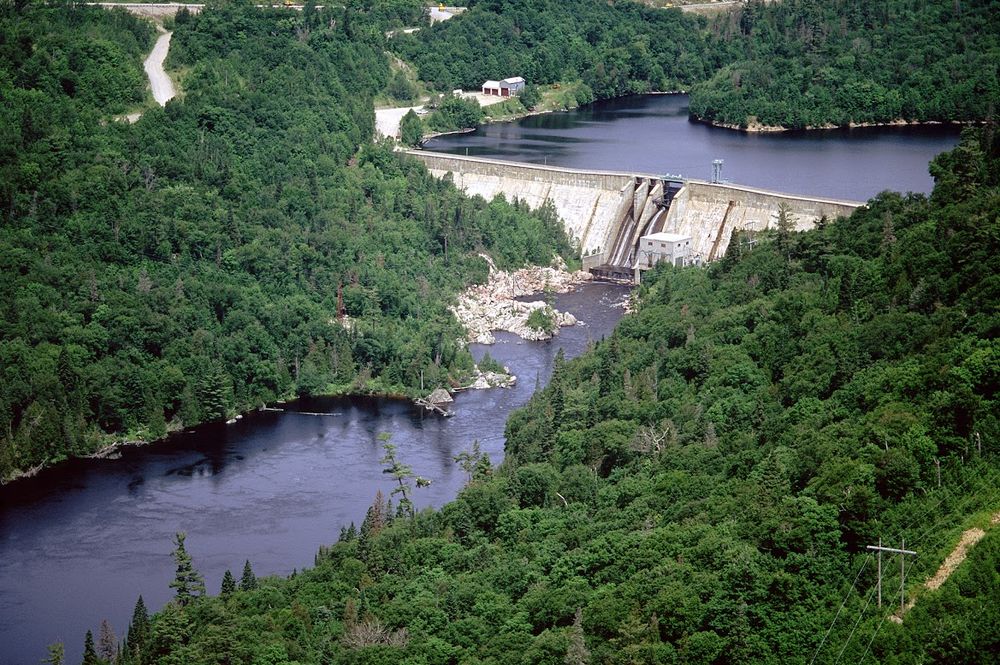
[694,115,981,133]
[416,89,980,139]
[1,259,576,487]
[417,106,560,144]
[1,383,471,487]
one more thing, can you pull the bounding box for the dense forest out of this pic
[393,0,1000,129]
[392,0,714,100]
[0,2,573,481]
[107,129,999,663]
[689,0,1000,128]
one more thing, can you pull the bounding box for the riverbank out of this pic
[0,279,630,665]
[0,366,510,485]
[697,115,981,133]
[407,81,600,143]
[2,252,564,486]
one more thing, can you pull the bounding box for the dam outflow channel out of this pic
[0,96,962,663]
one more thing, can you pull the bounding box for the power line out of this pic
[889,461,999,546]
[826,466,1000,663]
[903,474,1000,550]
[849,476,1000,661]
[866,540,916,612]
[858,557,918,664]
[809,554,872,665]
[833,569,879,665]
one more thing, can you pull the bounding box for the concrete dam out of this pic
[406,150,864,278]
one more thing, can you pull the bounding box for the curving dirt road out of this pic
[145,28,176,106]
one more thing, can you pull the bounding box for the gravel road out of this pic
[145,29,176,106]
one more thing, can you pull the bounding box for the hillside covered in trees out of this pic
[392,0,1000,129]
[114,129,1000,663]
[0,2,573,481]
[689,0,1000,128]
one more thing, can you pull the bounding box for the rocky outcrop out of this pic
[452,255,591,344]
[466,368,517,390]
[427,388,454,404]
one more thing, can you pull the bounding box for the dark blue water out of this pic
[423,94,962,201]
[0,284,627,665]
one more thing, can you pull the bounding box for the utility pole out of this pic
[866,540,917,614]
[877,537,881,608]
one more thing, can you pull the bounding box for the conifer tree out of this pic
[240,559,257,591]
[338,521,358,542]
[565,609,591,664]
[43,643,64,665]
[82,631,98,665]
[358,490,388,563]
[454,440,483,484]
[125,595,150,659]
[221,569,236,595]
[474,452,494,481]
[168,532,205,606]
[197,365,229,422]
[380,433,415,515]
[98,619,117,662]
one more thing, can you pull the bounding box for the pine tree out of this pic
[358,490,388,564]
[98,619,117,662]
[400,109,424,147]
[197,364,229,422]
[454,440,484,484]
[338,521,357,542]
[565,609,591,664]
[82,631,98,665]
[168,532,205,606]
[474,452,493,481]
[221,569,236,596]
[380,434,414,515]
[125,595,150,659]
[240,559,257,591]
[43,643,64,665]
[776,201,796,259]
[551,349,566,428]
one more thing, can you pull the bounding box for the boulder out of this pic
[427,388,453,404]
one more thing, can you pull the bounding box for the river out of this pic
[0,94,964,664]
[423,94,962,201]
[0,284,626,664]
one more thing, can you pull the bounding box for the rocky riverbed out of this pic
[452,256,593,344]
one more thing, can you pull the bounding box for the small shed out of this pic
[482,80,501,96]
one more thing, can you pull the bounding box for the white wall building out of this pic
[636,232,696,269]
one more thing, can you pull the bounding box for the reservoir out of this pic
[0,94,963,664]
[423,94,962,201]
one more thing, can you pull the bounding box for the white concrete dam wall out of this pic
[662,181,864,261]
[406,151,650,258]
[406,151,865,266]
